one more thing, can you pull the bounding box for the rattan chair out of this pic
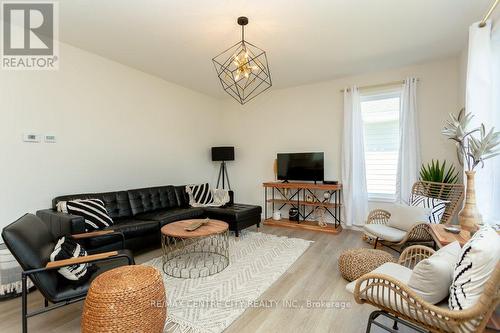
[352,245,500,333]
[365,181,464,251]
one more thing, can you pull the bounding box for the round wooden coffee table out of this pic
[160,219,229,278]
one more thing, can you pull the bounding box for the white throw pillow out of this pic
[409,194,449,224]
[408,241,461,304]
[449,225,500,310]
[387,204,431,231]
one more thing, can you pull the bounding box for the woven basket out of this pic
[338,248,395,282]
[82,265,166,333]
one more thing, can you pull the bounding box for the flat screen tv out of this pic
[277,152,324,182]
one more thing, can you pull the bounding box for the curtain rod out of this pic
[339,79,419,93]
[479,0,499,28]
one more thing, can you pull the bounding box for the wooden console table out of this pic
[263,181,342,234]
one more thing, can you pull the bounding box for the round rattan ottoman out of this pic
[81,265,166,333]
[338,248,395,282]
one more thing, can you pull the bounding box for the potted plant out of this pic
[419,159,459,199]
[442,109,500,231]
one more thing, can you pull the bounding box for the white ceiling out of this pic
[59,0,496,98]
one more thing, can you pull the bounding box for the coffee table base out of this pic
[161,230,229,278]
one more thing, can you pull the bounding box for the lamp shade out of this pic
[212,147,235,161]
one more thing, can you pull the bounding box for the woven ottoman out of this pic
[338,248,395,282]
[82,265,166,333]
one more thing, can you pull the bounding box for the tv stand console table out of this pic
[263,181,343,234]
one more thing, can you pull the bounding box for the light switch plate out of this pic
[23,133,40,143]
[44,134,56,143]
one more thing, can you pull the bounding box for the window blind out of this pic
[361,92,401,200]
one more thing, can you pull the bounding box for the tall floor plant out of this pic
[442,108,500,230]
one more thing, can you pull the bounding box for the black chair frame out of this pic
[21,252,134,333]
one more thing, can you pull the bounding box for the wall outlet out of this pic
[44,134,56,143]
[23,133,40,143]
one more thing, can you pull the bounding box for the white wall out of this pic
[0,48,463,230]
[220,57,462,220]
[0,42,223,229]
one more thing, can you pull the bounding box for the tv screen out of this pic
[277,152,324,182]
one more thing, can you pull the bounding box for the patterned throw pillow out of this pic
[185,183,214,207]
[57,198,113,231]
[409,194,449,223]
[449,225,500,310]
[50,236,94,282]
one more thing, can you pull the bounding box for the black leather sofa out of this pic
[36,185,261,253]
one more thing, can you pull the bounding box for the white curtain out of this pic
[466,19,500,225]
[341,86,368,226]
[396,77,421,203]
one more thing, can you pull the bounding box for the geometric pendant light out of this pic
[212,16,272,105]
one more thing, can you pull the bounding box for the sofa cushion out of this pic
[363,224,407,242]
[52,191,131,220]
[56,199,114,231]
[203,204,262,222]
[110,219,160,238]
[174,186,190,208]
[127,186,178,216]
[135,208,205,226]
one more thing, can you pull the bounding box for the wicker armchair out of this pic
[352,245,500,333]
[365,181,464,251]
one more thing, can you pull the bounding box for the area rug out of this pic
[144,231,312,333]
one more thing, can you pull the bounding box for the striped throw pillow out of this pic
[186,183,214,207]
[57,198,113,231]
[50,236,93,282]
[409,194,449,224]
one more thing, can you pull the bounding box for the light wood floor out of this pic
[0,226,418,333]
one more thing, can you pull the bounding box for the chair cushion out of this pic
[135,208,205,227]
[363,224,406,242]
[409,194,449,224]
[346,262,412,294]
[408,241,461,304]
[449,225,500,310]
[387,204,431,232]
[48,249,133,303]
[50,236,94,282]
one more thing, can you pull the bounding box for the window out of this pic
[361,90,401,201]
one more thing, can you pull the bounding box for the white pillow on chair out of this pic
[449,225,500,310]
[387,204,431,231]
[408,241,461,304]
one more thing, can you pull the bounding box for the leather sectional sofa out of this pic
[36,185,261,253]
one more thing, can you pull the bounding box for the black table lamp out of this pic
[212,146,234,189]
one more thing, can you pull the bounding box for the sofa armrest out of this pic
[36,209,86,237]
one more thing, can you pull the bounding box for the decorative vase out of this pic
[458,171,482,232]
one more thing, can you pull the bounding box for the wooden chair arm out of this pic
[46,251,119,269]
[353,272,494,331]
[366,209,391,225]
[398,245,435,268]
[72,229,116,239]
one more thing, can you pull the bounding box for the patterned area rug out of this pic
[144,231,312,333]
